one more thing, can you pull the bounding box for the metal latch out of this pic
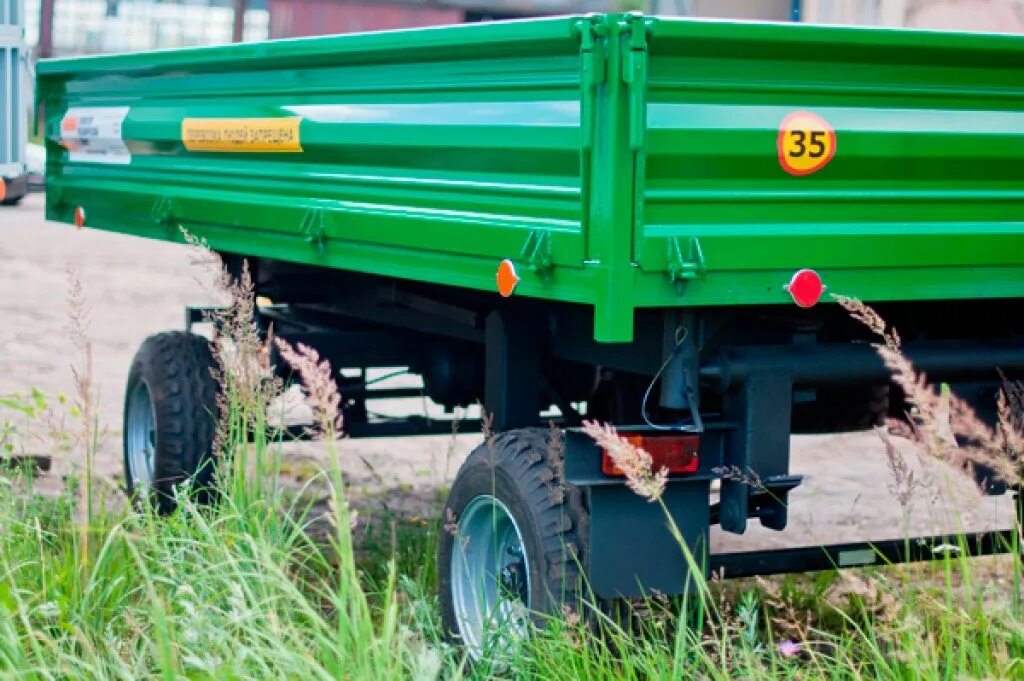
[301,208,326,254]
[519,229,553,273]
[667,237,706,294]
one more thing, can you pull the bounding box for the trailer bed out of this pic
[37,14,1024,341]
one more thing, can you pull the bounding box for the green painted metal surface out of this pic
[36,14,1024,342]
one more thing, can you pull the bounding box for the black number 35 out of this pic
[789,130,827,159]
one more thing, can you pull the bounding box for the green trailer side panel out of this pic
[37,18,596,309]
[37,15,1024,343]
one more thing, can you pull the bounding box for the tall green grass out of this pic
[2,461,1023,679]
[1,271,1023,678]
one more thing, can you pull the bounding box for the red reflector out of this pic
[785,269,825,308]
[601,433,700,476]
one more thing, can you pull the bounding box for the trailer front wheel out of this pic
[437,429,587,658]
[123,331,220,512]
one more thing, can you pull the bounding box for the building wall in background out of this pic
[801,0,896,25]
[268,0,462,38]
[23,0,1024,58]
[802,0,1024,32]
[908,0,1024,32]
[687,0,792,20]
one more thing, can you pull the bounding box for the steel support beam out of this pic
[484,309,544,431]
[702,339,1024,391]
[711,528,1018,579]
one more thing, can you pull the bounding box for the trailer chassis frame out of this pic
[711,521,1020,580]
[186,276,1024,598]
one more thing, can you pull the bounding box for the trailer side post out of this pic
[484,310,544,431]
[585,15,642,344]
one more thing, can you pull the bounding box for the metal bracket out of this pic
[301,208,326,254]
[519,229,553,273]
[667,237,706,294]
[151,196,174,229]
[45,117,62,143]
[185,305,223,333]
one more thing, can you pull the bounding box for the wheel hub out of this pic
[449,494,531,658]
[500,548,528,602]
[125,381,157,491]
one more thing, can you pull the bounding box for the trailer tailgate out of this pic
[636,18,1024,308]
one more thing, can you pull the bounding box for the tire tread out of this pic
[123,331,219,512]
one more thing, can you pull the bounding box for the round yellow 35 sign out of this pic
[777,111,836,176]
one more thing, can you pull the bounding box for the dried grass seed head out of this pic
[274,338,343,439]
[839,295,1023,489]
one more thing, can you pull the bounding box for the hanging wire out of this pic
[639,325,702,432]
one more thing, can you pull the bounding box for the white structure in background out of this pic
[803,0,1024,33]
[0,0,28,205]
[24,0,1024,61]
[23,0,269,56]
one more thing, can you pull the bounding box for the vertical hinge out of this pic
[577,16,607,151]
[668,237,706,295]
[620,13,649,151]
[301,208,326,254]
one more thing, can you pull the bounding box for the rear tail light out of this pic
[601,433,700,476]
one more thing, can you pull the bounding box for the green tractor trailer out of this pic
[36,13,1024,652]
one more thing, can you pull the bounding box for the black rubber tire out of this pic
[123,331,220,512]
[0,189,24,205]
[437,428,588,647]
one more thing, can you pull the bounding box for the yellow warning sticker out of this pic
[182,117,302,153]
[777,111,836,176]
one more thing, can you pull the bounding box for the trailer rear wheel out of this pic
[123,331,220,512]
[437,428,586,658]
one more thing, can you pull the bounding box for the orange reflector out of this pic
[601,433,700,477]
[74,206,86,229]
[0,179,6,203]
[496,258,519,297]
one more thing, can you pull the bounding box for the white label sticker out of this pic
[838,549,877,567]
[60,107,131,165]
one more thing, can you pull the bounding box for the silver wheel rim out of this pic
[125,381,157,491]
[450,494,532,658]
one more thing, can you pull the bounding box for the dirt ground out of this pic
[0,193,1014,553]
